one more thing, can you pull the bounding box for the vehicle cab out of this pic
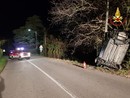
[9,47,31,60]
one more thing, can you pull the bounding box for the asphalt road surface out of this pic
[0,56,130,98]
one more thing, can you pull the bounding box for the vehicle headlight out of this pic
[21,47,24,50]
[16,48,20,50]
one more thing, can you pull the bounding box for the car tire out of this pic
[26,57,30,59]
[18,56,22,60]
[9,56,13,59]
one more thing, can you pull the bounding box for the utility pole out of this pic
[44,30,47,56]
[105,0,109,33]
[28,29,38,49]
[35,31,38,49]
[126,0,130,31]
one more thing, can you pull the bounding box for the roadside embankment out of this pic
[0,57,7,73]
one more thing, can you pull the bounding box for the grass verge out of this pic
[0,57,8,73]
[96,67,130,78]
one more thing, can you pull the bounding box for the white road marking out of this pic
[27,60,77,98]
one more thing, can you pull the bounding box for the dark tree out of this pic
[13,15,46,51]
[25,15,47,44]
[49,0,105,55]
[13,26,35,49]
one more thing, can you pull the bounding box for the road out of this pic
[0,56,130,98]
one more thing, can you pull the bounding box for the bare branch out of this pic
[49,0,105,53]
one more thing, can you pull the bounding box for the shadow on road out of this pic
[0,76,5,98]
[73,64,84,68]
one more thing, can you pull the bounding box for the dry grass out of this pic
[96,66,130,78]
[0,57,7,73]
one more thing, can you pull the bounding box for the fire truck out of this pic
[9,47,31,60]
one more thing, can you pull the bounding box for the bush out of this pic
[0,57,7,73]
[45,36,66,59]
[0,49,3,58]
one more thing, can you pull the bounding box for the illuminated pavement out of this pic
[0,56,130,98]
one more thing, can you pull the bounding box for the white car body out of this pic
[9,50,31,59]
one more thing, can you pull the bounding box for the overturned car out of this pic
[95,31,129,69]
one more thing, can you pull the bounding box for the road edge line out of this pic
[27,60,77,98]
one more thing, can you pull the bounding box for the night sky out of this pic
[0,0,49,39]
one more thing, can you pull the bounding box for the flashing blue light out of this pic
[16,47,24,51]
[16,48,20,50]
[21,47,24,50]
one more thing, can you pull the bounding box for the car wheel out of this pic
[9,56,13,59]
[26,57,30,59]
[18,56,22,60]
